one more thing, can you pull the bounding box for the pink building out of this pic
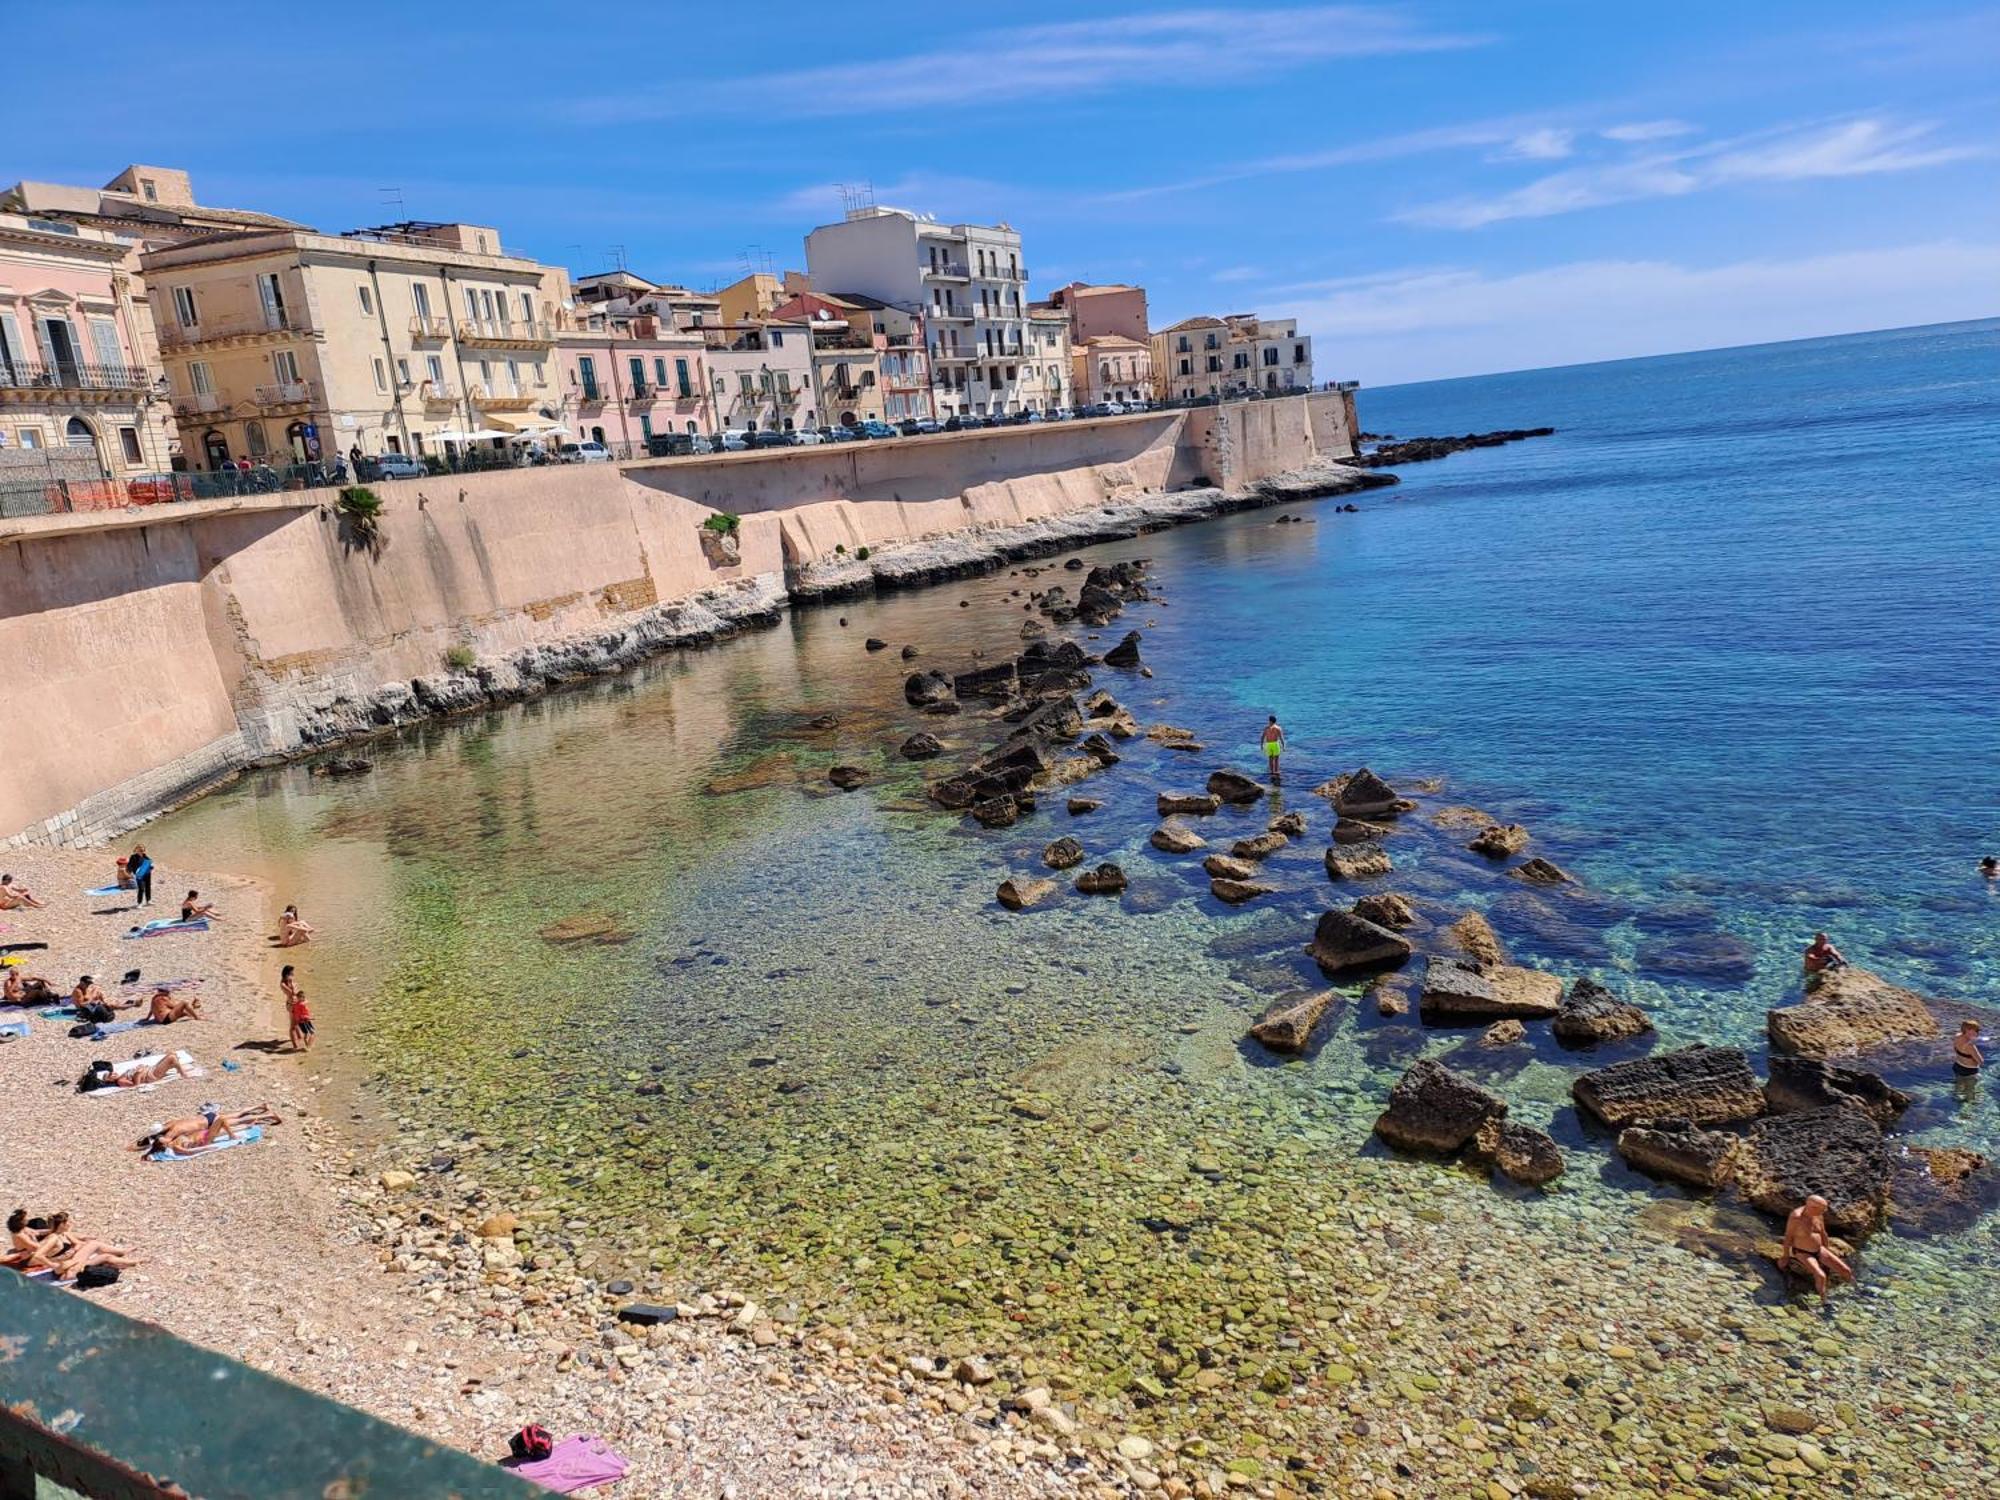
[1042,281,1149,343]
[555,312,712,454]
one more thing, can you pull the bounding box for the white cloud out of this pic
[1278,240,2000,385]
[577,7,1486,122]
[1492,128,1575,161]
[1211,265,1265,283]
[1400,116,1982,229]
[1600,119,1697,143]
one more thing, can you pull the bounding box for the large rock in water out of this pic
[1074,863,1127,895]
[1332,767,1400,819]
[1231,831,1288,861]
[1470,1117,1565,1187]
[1150,822,1205,854]
[1325,844,1392,881]
[1332,817,1390,845]
[953,661,1018,700]
[1250,991,1336,1053]
[996,877,1057,911]
[1418,956,1562,1023]
[1510,857,1571,885]
[1103,632,1144,669]
[1616,1122,1739,1190]
[1352,893,1417,930]
[1206,769,1265,804]
[1307,910,1414,976]
[1764,1055,1909,1126]
[1202,854,1257,882]
[1766,967,1941,1057]
[1042,836,1086,871]
[904,670,955,707]
[899,732,944,760]
[1210,877,1273,904]
[1889,1146,1999,1237]
[1157,791,1221,817]
[1373,1058,1507,1155]
[1572,1044,1765,1129]
[1443,911,1506,966]
[1731,1106,1889,1237]
[1468,823,1530,858]
[1552,976,1653,1047]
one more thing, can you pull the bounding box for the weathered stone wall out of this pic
[1,400,1352,843]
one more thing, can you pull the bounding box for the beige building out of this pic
[2,165,306,252]
[1152,313,1313,400]
[1072,334,1152,408]
[140,220,568,469]
[714,270,811,325]
[699,321,817,434]
[1042,281,1149,343]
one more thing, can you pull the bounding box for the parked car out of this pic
[718,430,752,451]
[1045,407,1076,422]
[856,419,898,439]
[791,428,825,445]
[821,425,860,443]
[899,417,942,436]
[645,432,714,458]
[372,451,427,480]
[557,441,611,464]
[944,413,994,432]
[751,429,799,448]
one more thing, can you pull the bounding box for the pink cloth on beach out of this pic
[513,1434,628,1494]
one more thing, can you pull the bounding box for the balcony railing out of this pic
[924,261,970,279]
[456,318,554,346]
[158,310,314,350]
[929,307,973,322]
[409,314,451,340]
[470,383,534,410]
[421,380,458,405]
[253,379,320,409]
[171,390,226,417]
[627,381,649,400]
[578,381,603,403]
[0,359,151,397]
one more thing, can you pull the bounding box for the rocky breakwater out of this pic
[1355,427,1555,469]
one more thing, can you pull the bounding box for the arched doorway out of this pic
[64,416,100,467]
[589,425,605,444]
[244,421,268,461]
[202,429,230,471]
[287,421,311,463]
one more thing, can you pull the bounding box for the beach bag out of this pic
[508,1425,554,1462]
[69,1022,98,1039]
[78,1061,115,1092]
[74,1263,120,1289]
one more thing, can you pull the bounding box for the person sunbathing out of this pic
[145,988,202,1024]
[136,1102,280,1155]
[275,904,316,947]
[3,1208,46,1267]
[29,1211,137,1279]
[179,890,220,922]
[81,1054,192,1092]
[71,975,109,1010]
[1,969,25,1006]
[0,874,44,910]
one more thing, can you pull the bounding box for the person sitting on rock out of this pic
[1801,932,1847,988]
[1779,1195,1854,1304]
[0,873,45,910]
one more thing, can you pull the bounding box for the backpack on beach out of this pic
[508,1425,554,1462]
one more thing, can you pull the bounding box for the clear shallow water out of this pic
[151,320,2000,1464]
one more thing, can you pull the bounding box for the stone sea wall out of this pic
[0,396,1360,845]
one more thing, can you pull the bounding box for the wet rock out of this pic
[1469,823,1530,858]
[1764,1055,1909,1126]
[828,765,868,790]
[1307,909,1414,976]
[1732,1106,1889,1236]
[1470,1116,1564,1187]
[1636,930,1756,983]
[997,877,1058,911]
[904,670,955,708]
[1418,957,1562,1023]
[1332,816,1390,845]
[1766,967,1941,1057]
[954,662,1019,702]
[1210,877,1273,904]
[1102,708,1140,739]
[1511,857,1572,885]
[864,637,888,652]
[1080,732,1120,766]
[1206,769,1266,804]
[1429,804,1497,830]
[898,732,944,760]
[900,644,921,659]
[1019,618,1046,639]
[1373,980,1412,1017]
[1067,797,1102,816]
[1042,836,1086,871]
[1231,830,1288,861]
[1157,792,1221,817]
[1268,811,1308,838]
[1103,631,1144,669]
[1444,911,1507,966]
[1006,695,1083,744]
[1480,1019,1526,1047]
[1331,767,1400,819]
[970,796,1020,828]
[1552,976,1654,1047]
[1617,1123,1739,1190]
[310,756,374,778]
[1150,822,1205,853]
[1573,1044,1765,1129]
[1202,854,1257,881]
[1373,1058,1507,1154]
[931,741,1045,809]
[1325,844,1392,881]
[1250,991,1336,1053]
[1352,892,1417,929]
[539,911,627,944]
[1889,1145,1998,1236]
[1075,863,1128,896]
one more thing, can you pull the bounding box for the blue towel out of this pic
[40,1006,78,1020]
[89,1018,158,1039]
[123,919,210,940]
[148,1124,263,1162]
[0,1019,27,1039]
[84,884,132,898]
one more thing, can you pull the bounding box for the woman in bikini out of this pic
[275,905,316,947]
[136,1102,282,1156]
[83,1054,193,1092]
[146,988,203,1024]
[30,1212,137,1279]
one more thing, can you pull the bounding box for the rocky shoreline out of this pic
[1356,428,1554,467]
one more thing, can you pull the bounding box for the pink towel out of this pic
[513,1434,629,1494]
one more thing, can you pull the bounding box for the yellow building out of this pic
[139,220,569,470]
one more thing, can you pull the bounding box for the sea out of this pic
[151,318,2000,1469]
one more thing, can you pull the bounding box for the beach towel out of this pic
[40,1007,79,1020]
[509,1435,630,1494]
[0,941,49,954]
[84,883,134,898]
[84,1050,201,1096]
[123,919,209,940]
[0,1019,26,1039]
[89,1018,160,1039]
[147,1123,262,1162]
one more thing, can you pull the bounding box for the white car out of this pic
[792,428,825,445]
[718,430,752,451]
[558,441,611,464]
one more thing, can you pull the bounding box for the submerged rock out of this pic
[1351,892,1417,930]
[1418,956,1562,1023]
[898,732,944,760]
[1890,1145,1998,1236]
[1510,857,1572,885]
[1732,1106,1890,1237]
[1042,836,1086,871]
[539,911,627,944]
[1230,830,1288,861]
[1268,811,1309,838]
[1552,976,1654,1047]
[1210,877,1274,904]
[1617,1122,1739,1190]
[1075,863,1128,896]
[1764,1055,1909,1126]
[997,877,1058,911]
[1468,823,1530,858]
[1202,854,1257,882]
[1575,1044,1764,1128]
[828,765,869,790]
[1443,911,1506,966]
[1325,844,1392,881]
[904,670,955,708]
[1250,991,1337,1053]
[1206,769,1266,804]
[1157,791,1222,816]
[1066,796,1102,816]
[970,795,1020,828]
[1150,822,1206,853]
[1480,1019,1527,1047]
[1374,1058,1507,1155]
[1767,967,1942,1056]
[1332,816,1391,845]
[1307,909,1414,976]
[1470,1116,1564,1187]
[1635,930,1756,983]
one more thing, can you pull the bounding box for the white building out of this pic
[803,207,1049,416]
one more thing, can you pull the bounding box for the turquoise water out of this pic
[149,320,2000,1474]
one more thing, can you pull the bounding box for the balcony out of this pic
[252,379,320,412]
[929,306,973,322]
[0,359,151,402]
[577,381,604,405]
[931,347,978,363]
[626,382,649,401]
[409,315,451,341]
[420,380,459,407]
[472,383,535,411]
[158,310,318,352]
[455,318,554,349]
[170,390,227,419]
[923,260,970,280]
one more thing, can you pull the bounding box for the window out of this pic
[119,427,142,463]
[770,330,783,347]
[272,349,302,384]
[426,354,445,385]
[1294,343,1307,363]
[464,288,480,320]
[373,358,387,392]
[358,285,374,316]
[639,413,652,439]
[88,318,121,369]
[481,289,497,322]
[396,358,411,384]
[738,373,755,395]
[1262,347,1278,366]
[1178,358,1190,376]
[1176,336,1190,353]
[479,359,492,387]
[578,355,598,398]
[257,272,287,329]
[533,360,546,387]
[17,428,41,449]
[140,178,158,202]
[171,286,198,329]
[507,359,521,393]
[674,357,690,396]
[477,233,488,254]
[1206,355,1221,372]
[188,360,213,395]
[628,356,645,390]
[412,283,432,319]
[654,357,667,384]
[520,292,534,323]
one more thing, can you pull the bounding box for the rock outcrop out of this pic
[1074,863,1128,896]
[898,732,944,760]
[1551,976,1653,1047]
[1331,767,1400,819]
[1418,957,1562,1023]
[904,670,955,708]
[1307,910,1414,976]
[1470,1117,1564,1187]
[1351,893,1416,930]
[1766,967,1941,1057]
[1616,1122,1738,1190]
[1443,911,1506,966]
[1731,1106,1889,1237]
[1572,1044,1765,1129]
[1332,817,1390,845]
[1249,991,1337,1053]
[1468,823,1530,858]
[1040,836,1085,871]
[1206,769,1265,805]
[1373,1058,1507,1155]
[1324,844,1392,881]
[1510,857,1572,885]
[1210,877,1274,904]
[828,765,868,790]
[1103,632,1144,669]
[1157,792,1221,817]
[1202,854,1257,882]
[1149,823,1205,854]
[1763,1055,1909,1127]
[1268,811,1308,838]
[1230,831,1288,861]
[996,877,1057,911]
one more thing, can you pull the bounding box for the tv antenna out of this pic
[837,181,877,219]
[378,186,405,215]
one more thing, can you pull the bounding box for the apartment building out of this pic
[139,220,568,468]
[1041,281,1149,342]
[803,207,1052,416]
[767,291,886,426]
[715,270,812,325]
[699,321,816,434]
[0,211,175,483]
[1072,335,1153,408]
[1151,315,1230,400]
[2,165,307,252]
[1227,314,1314,393]
[814,292,933,424]
[1152,313,1313,400]
[557,311,711,452]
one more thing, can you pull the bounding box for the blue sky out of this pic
[16,2,1999,384]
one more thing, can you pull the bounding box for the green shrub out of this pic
[834,543,847,555]
[855,545,871,561]
[444,643,477,671]
[336,485,383,543]
[703,512,740,535]
[423,455,448,476]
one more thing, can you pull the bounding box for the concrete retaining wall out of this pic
[0,396,1351,843]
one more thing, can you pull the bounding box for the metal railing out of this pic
[420,380,458,404]
[924,260,970,278]
[252,379,319,408]
[158,311,311,348]
[0,360,151,393]
[408,314,451,339]
[455,318,554,344]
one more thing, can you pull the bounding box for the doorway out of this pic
[202,428,229,470]
[42,319,81,383]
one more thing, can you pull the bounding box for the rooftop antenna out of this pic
[607,244,628,271]
[378,186,405,216]
[838,181,877,220]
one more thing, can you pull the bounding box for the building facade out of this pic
[0,212,175,486]
[699,321,817,434]
[1072,334,1152,407]
[139,221,567,469]
[1152,313,1313,400]
[1227,315,1313,394]
[1042,281,1149,342]
[804,207,1058,416]
[556,317,711,454]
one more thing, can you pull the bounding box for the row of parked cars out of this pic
[639,403,1160,458]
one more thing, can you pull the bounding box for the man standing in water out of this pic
[1262,715,1286,784]
[1779,1194,1854,1304]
